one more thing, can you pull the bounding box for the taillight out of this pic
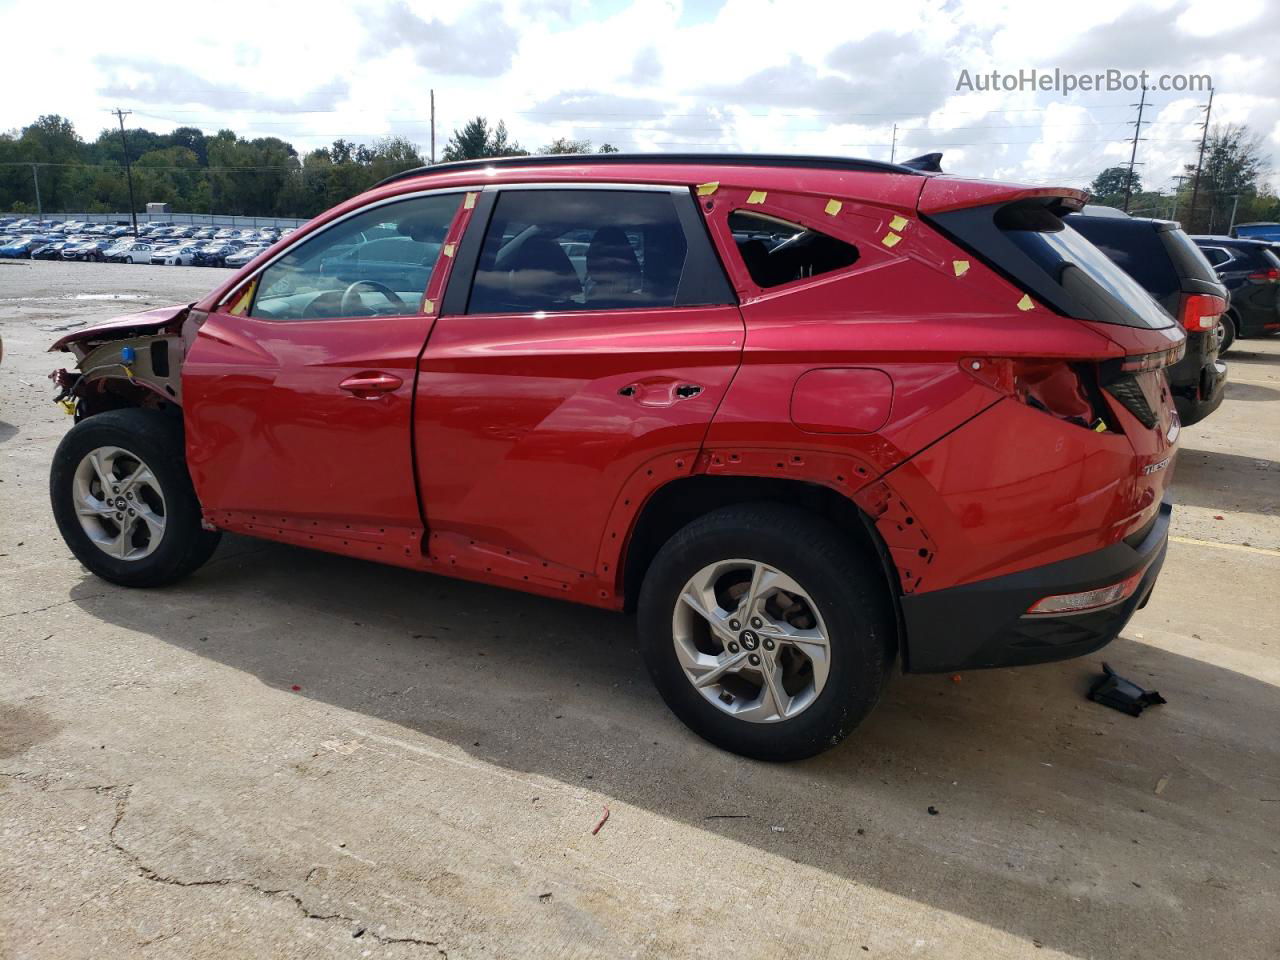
[1025,564,1149,616]
[1247,267,1280,283]
[961,358,1110,431]
[1177,293,1227,332]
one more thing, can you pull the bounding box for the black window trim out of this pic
[440,182,736,317]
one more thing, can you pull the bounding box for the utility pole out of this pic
[890,123,897,163]
[1169,173,1188,221]
[1123,85,1148,213]
[1228,193,1240,234]
[30,163,41,221]
[430,89,436,165]
[1188,89,1214,232]
[112,109,139,237]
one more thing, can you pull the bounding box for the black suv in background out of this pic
[1191,236,1280,351]
[1067,211,1228,425]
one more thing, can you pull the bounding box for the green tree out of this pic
[540,136,593,155]
[441,117,527,162]
[1087,166,1142,208]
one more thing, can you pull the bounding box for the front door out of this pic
[183,191,466,559]
[414,186,743,596]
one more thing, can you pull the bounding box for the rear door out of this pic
[414,185,742,590]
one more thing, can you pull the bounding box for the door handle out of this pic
[339,372,403,397]
[618,381,705,407]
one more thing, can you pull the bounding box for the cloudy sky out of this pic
[3,0,1277,199]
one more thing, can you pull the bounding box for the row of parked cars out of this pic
[0,216,294,268]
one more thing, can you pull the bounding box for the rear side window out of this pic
[930,199,1174,329]
[728,211,859,288]
[465,189,730,314]
[1199,246,1231,266]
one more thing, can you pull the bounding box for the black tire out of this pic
[637,503,895,761]
[49,408,220,588]
[1219,312,1238,354]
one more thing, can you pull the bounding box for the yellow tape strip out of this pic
[696,181,719,196]
[423,298,435,314]
[824,199,842,216]
[952,259,970,277]
[1016,294,1034,311]
[889,214,909,231]
[746,190,767,204]
[881,232,902,248]
[443,243,456,258]
[464,192,478,210]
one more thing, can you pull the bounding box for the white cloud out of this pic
[0,0,1274,191]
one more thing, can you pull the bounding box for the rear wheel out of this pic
[50,408,221,587]
[638,503,895,761]
[1218,312,1238,353]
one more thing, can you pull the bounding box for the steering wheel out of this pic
[340,279,406,314]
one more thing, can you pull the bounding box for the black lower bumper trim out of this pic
[900,499,1172,673]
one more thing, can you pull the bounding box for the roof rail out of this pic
[374,152,926,189]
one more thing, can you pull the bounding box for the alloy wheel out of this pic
[672,559,830,723]
[71,445,167,561]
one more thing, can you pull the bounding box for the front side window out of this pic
[250,192,461,321]
[728,211,860,288]
[467,190,690,314]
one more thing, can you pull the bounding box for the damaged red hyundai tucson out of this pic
[47,153,1182,760]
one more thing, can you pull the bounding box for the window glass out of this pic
[728,210,859,288]
[250,193,460,321]
[467,190,688,313]
[1200,247,1230,267]
[995,203,1173,329]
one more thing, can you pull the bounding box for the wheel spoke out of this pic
[118,464,157,497]
[688,650,749,689]
[737,658,792,722]
[759,619,828,650]
[108,518,135,559]
[134,504,166,542]
[87,449,115,495]
[678,582,735,640]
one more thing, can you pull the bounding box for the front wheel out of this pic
[638,503,895,761]
[50,408,221,587]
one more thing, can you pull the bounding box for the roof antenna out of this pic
[901,153,943,173]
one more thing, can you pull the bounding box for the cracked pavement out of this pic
[2,261,1279,959]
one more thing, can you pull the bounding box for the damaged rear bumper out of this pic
[899,498,1172,673]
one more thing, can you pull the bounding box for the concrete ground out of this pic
[1,259,1277,960]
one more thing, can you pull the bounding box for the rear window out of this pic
[1066,216,1180,303]
[930,199,1174,329]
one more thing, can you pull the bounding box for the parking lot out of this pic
[1,259,1278,959]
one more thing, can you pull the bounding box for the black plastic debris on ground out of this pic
[1089,663,1168,717]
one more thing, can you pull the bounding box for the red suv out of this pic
[48,154,1182,760]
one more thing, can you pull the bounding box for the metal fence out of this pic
[23,211,310,229]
